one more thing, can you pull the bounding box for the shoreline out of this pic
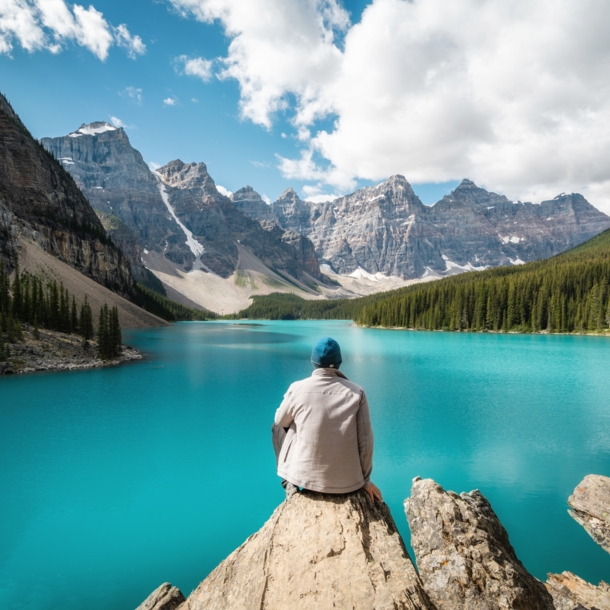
[0,327,144,376]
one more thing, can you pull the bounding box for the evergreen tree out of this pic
[0,324,8,361]
[97,304,110,359]
[108,306,122,358]
[11,257,22,320]
[71,296,79,334]
[79,296,93,342]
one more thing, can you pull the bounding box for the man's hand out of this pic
[364,482,383,503]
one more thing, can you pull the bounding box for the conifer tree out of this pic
[0,323,8,361]
[79,296,93,342]
[97,304,109,359]
[11,257,22,320]
[71,296,79,333]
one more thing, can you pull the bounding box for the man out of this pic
[272,337,383,504]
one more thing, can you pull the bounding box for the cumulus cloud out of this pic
[0,0,145,60]
[216,184,233,197]
[113,23,146,59]
[109,115,133,129]
[174,54,213,81]
[170,0,610,213]
[120,86,143,105]
[163,96,178,106]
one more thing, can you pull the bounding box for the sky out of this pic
[1,0,609,211]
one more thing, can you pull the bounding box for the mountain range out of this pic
[41,121,610,313]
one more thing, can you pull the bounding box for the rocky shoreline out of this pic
[0,326,142,375]
[138,474,610,610]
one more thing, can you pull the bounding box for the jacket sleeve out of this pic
[356,390,374,485]
[274,387,296,427]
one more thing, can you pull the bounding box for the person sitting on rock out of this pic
[271,337,383,504]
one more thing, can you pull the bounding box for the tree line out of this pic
[0,260,122,361]
[234,229,610,334]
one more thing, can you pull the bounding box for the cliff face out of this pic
[0,100,132,293]
[251,177,610,279]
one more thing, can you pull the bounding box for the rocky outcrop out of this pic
[405,477,554,610]
[567,474,610,554]
[263,177,610,279]
[546,572,610,610]
[0,100,133,294]
[146,489,433,610]
[135,583,185,610]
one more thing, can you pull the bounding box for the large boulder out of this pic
[405,477,554,610]
[568,474,610,554]
[141,489,433,610]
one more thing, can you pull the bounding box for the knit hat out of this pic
[311,337,342,368]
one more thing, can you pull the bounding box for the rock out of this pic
[170,489,433,610]
[135,582,185,610]
[405,477,554,610]
[546,571,610,610]
[568,475,610,554]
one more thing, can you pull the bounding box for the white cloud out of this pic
[302,183,340,203]
[148,161,161,170]
[216,184,233,197]
[114,23,146,59]
[0,0,144,60]
[163,97,177,106]
[109,115,133,129]
[174,54,213,82]
[170,0,610,214]
[261,194,271,205]
[120,86,143,105]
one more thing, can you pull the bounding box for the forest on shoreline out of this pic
[232,229,610,335]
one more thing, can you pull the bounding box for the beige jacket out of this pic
[274,368,374,494]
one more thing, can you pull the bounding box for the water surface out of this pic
[1,321,609,609]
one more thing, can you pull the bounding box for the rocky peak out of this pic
[231,186,278,223]
[157,160,218,193]
[276,187,301,204]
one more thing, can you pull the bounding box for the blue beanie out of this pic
[311,337,342,368]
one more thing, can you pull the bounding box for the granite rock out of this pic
[546,572,610,610]
[142,489,433,610]
[136,583,185,610]
[568,475,610,554]
[405,477,554,610]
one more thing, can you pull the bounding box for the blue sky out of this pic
[1,0,608,211]
[0,0,456,204]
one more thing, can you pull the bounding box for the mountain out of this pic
[236,176,610,280]
[0,95,167,328]
[0,101,132,293]
[43,125,331,313]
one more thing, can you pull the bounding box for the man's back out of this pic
[275,368,373,494]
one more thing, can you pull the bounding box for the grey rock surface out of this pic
[546,571,610,610]
[151,489,433,610]
[262,177,610,279]
[231,186,278,223]
[568,474,610,554]
[136,582,185,610]
[405,477,554,610]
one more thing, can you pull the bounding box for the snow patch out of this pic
[347,267,399,282]
[154,172,205,269]
[499,234,524,244]
[509,257,526,265]
[69,123,117,137]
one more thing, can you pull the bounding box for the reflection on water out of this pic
[1,321,610,610]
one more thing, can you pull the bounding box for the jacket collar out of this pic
[312,367,348,380]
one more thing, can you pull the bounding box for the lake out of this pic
[1,320,610,609]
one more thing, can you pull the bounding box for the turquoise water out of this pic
[1,321,610,609]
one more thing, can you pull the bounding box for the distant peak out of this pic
[278,187,300,200]
[232,185,263,201]
[69,121,118,138]
[459,179,477,187]
[386,174,409,184]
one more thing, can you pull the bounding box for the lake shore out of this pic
[0,326,142,375]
